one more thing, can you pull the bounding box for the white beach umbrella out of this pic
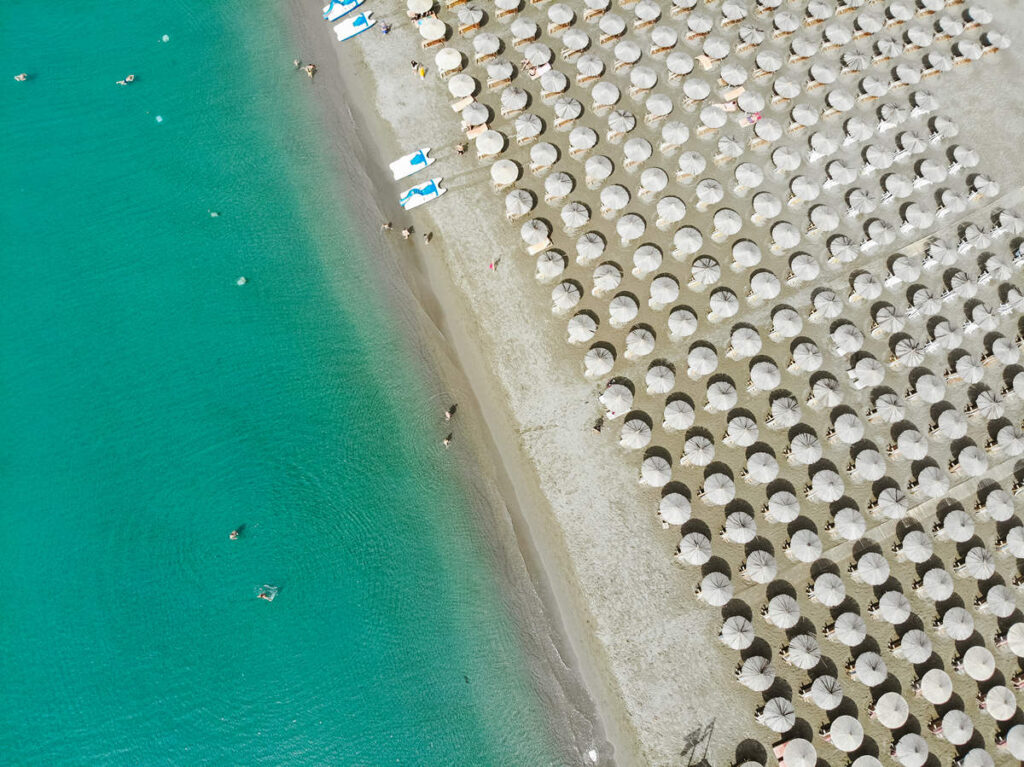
[959,546,996,580]
[894,629,931,663]
[719,615,754,649]
[917,567,954,602]
[893,734,928,767]
[764,594,800,629]
[585,155,613,188]
[583,346,614,378]
[807,675,843,710]
[707,289,738,321]
[682,434,715,467]
[874,590,911,624]
[895,529,930,562]
[853,552,889,585]
[702,473,736,507]
[655,196,685,228]
[785,634,821,670]
[982,584,1017,618]
[667,307,698,341]
[640,454,672,487]
[748,272,780,303]
[645,364,675,395]
[757,698,795,733]
[917,668,952,705]
[566,312,596,343]
[615,214,645,245]
[551,281,581,314]
[742,549,777,584]
[1005,622,1024,657]
[939,710,974,746]
[536,250,566,284]
[600,383,633,417]
[769,307,802,340]
[530,142,559,174]
[961,645,995,681]
[830,506,865,541]
[591,81,620,109]
[853,651,887,687]
[830,612,866,647]
[938,606,974,640]
[811,572,846,607]
[724,414,758,446]
[576,232,605,265]
[830,412,864,445]
[980,488,1015,522]
[686,345,718,379]
[786,528,821,562]
[608,294,638,327]
[591,262,620,294]
[677,531,712,565]
[475,129,506,157]
[738,656,776,691]
[505,188,535,218]
[662,397,694,433]
[985,685,1017,721]
[521,218,550,246]
[749,360,780,392]
[827,715,863,752]
[935,509,973,542]
[448,73,477,99]
[744,452,779,485]
[721,511,755,545]
[808,469,843,502]
[676,151,706,182]
[491,159,519,187]
[751,192,782,223]
[620,418,652,450]
[696,571,732,606]
[873,691,909,729]
[649,276,678,309]
[765,490,800,523]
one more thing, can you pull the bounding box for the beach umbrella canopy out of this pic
[515,112,543,141]
[962,546,996,579]
[832,506,865,541]
[752,192,782,220]
[854,552,889,585]
[448,73,477,98]
[985,685,1017,721]
[566,312,596,343]
[505,188,534,217]
[955,445,988,476]
[645,364,675,395]
[847,188,878,216]
[655,196,685,226]
[832,323,864,356]
[662,397,694,432]
[536,250,566,284]
[787,528,821,563]
[640,454,672,486]
[831,412,864,445]
[828,715,863,752]
[728,327,761,360]
[743,549,777,584]
[545,172,574,200]
[591,263,620,295]
[418,16,447,41]
[719,615,754,650]
[874,691,909,728]
[624,326,655,359]
[600,384,633,416]
[983,584,1017,617]
[960,751,994,767]
[591,81,620,108]
[475,129,505,157]
[893,734,928,767]
[687,345,718,378]
[619,418,652,450]
[576,233,605,265]
[667,307,697,341]
[894,429,926,461]
[640,168,668,196]
[811,288,843,319]
[1006,726,1024,760]
[491,159,519,186]
[677,531,712,565]
[560,202,589,230]
[738,656,776,691]
[568,126,597,151]
[607,110,635,137]
[616,214,645,244]
[918,668,952,704]
[786,634,820,670]
[551,281,581,313]
[749,360,780,391]
[981,488,1015,521]
[725,414,758,446]
[677,151,706,179]
[912,372,945,403]
[721,510,755,543]
[875,590,911,624]
[779,738,815,767]
[583,346,614,378]
[758,697,795,733]
[896,629,932,663]
[940,710,974,745]
[766,490,800,523]
[708,289,738,320]
[538,69,568,96]
[765,594,800,629]
[936,509,973,542]
[697,571,732,605]
[530,142,559,172]
[854,651,887,687]
[897,528,933,563]
[712,208,742,238]
[745,452,779,485]
[960,646,996,682]
[754,119,782,144]
[919,567,954,602]
[770,307,802,339]
[768,394,801,429]
[786,434,819,462]
[682,435,715,468]
[832,612,866,646]
[809,675,842,710]
[585,156,613,186]
[809,469,843,502]
[704,474,737,507]
[649,276,678,308]
[812,573,846,607]
[520,219,550,245]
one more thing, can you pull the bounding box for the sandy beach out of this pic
[289,0,1024,764]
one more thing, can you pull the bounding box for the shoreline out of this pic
[283,2,630,764]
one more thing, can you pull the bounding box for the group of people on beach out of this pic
[294,59,317,79]
[442,404,457,448]
[380,221,433,243]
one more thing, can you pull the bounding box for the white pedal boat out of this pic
[389,148,434,181]
[323,0,364,21]
[399,178,446,210]
[334,11,375,41]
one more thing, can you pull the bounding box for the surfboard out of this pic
[323,0,364,22]
[389,148,434,181]
[334,11,375,41]
[399,178,446,210]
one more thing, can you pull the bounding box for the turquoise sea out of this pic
[0,2,565,763]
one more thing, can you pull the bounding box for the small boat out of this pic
[399,177,446,210]
[323,0,364,21]
[334,11,375,41]
[389,148,434,181]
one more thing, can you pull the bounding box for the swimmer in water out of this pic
[209,210,220,217]
[444,404,457,421]
[14,73,28,82]
[442,433,452,448]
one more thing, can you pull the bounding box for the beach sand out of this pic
[288,0,1024,764]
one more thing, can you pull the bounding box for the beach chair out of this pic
[445,0,467,8]
[583,5,605,21]
[512,31,539,47]
[599,30,624,45]
[450,95,475,112]
[527,238,552,255]
[421,37,445,49]
[458,20,481,34]
[464,123,488,138]
[528,62,551,80]
[634,17,656,32]
[487,74,512,90]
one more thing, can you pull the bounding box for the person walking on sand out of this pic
[410,60,420,73]
[423,232,433,243]
[455,143,466,156]
[401,228,411,239]
[381,221,392,232]
[305,64,317,79]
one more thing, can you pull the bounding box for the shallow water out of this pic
[0,2,562,763]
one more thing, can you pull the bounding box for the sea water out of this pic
[0,2,563,763]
